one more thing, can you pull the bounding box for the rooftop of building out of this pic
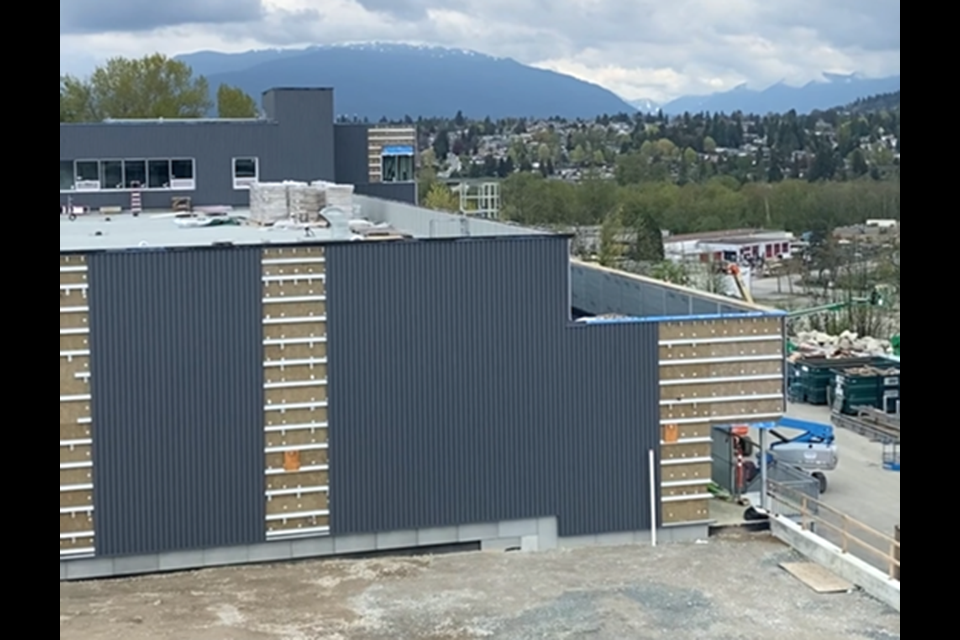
[59,194,548,253]
[666,229,793,244]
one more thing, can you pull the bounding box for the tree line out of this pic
[61,54,258,122]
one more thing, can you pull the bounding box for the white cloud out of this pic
[59,0,899,102]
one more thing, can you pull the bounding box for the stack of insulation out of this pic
[288,184,326,222]
[789,330,891,358]
[249,182,295,225]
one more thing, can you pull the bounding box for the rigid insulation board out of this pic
[658,315,786,524]
[86,248,266,557]
[60,255,94,557]
[325,236,661,539]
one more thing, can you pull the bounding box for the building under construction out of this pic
[60,195,787,580]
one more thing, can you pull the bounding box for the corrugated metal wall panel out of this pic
[87,248,265,556]
[326,237,659,538]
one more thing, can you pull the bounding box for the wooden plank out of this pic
[661,399,784,422]
[60,512,95,534]
[267,514,329,532]
[264,322,327,340]
[266,385,328,406]
[60,489,94,509]
[265,428,328,449]
[265,407,328,428]
[266,491,329,516]
[61,422,92,441]
[61,467,93,486]
[661,462,712,483]
[266,448,327,471]
[60,444,92,464]
[660,360,783,381]
[263,281,326,300]
[661,380,783,401]
[265,365,326,385]
[662,499,710,524]
[264,343,327,362]
[60,402,91,426]
[660,341,782,361]
[780,563,853,593]
[266,470,329,492]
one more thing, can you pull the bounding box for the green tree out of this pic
[422,183,460,212]
[60,54,212,121]
[217,84,258,117]
[598,209,625,267]
[849,149,869,177]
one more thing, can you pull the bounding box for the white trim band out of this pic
[264,358,327,368]
[266,464,328,476]
[263,296,326,304]
[266,486,329,498]
[660,394,783,406]
[659,335,783,346]
[661,457,712,466]
[662,493,713,503]
[263,316,327,325]
[265,443,328,454]
[262,257,325,265]
[660,355,782,366]
[266,509,329,522]
[265,401,328,412]
[661,413,783,426]
[263,337,327,347]
[60,395,91,403]
[264,421,328,433]
[660,375,783,386]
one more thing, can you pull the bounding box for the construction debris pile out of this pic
[790,330,893,359]
[249,181,355,225]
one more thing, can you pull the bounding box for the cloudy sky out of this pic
[59,0,899,102]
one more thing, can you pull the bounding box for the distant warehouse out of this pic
[59,107,787,582]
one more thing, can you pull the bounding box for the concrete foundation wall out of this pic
[61,520,708,581]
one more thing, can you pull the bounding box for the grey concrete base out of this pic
[60,518,707,581]
[771,516,899,611]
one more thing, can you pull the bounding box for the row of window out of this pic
[60,158,259,192]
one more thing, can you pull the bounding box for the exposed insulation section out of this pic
[60,255,94,557]
[262,247,330,539]
[367,127,416,182]
[658,316,785,525]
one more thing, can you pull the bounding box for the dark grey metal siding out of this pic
[355,182,417,204]
[333,124,369,185]
[87,248,265,556]
[60,89,336,210]
[326,237,660,538]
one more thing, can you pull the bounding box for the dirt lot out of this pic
[60,533,899,639]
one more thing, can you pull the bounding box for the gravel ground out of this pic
[60,533,899,639]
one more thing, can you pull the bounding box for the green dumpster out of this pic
[890,334,899,356]
[787,357,886,405]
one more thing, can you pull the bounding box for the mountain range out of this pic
[179,45,635,120]
[178,45,898,119]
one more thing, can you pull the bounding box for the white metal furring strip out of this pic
[60,506,94,515]
[60,350,90,359]
[661,375,783,386]
[60,395,92,403]
[263,358,327,368]
[262,274,326,283]
[659,335,783,346]
[660,355,782,366]
[265,464,328,476]
[660,437,713,446]
[60,328,89,336]
[661,457,712,466]
[60,306,89,313]
[660,413,783,426]
[262,296,325,304]
[60,531,95,540]
[262,257,325,265]
[264,421,328,433]
[266,509,329,521]
[265,401,328,412]
[266,527,330,538]
[59,266,88,273]
[263,316,326,325]
[661,493,713,503]
[266,486,329,498]
[263,337,327,347]
[660,394,783,406]
[60,484,94,492]
[60,284,88,291]
[265,443,328,454]
[60,438,92,447]
[60,461,93,470]
[60,548,95,557]
[264,379,327,390]
[662,479,711,488]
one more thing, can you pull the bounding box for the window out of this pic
[60,161,74,191]
[101,160,123,189]
[75,161,100,190]
[233,157,258,189]
[170,159,195,189]
[59,158,195,191]
[124,160,146,188]
[381,146,414,182]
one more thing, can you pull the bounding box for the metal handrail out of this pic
[768,481,900,581]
